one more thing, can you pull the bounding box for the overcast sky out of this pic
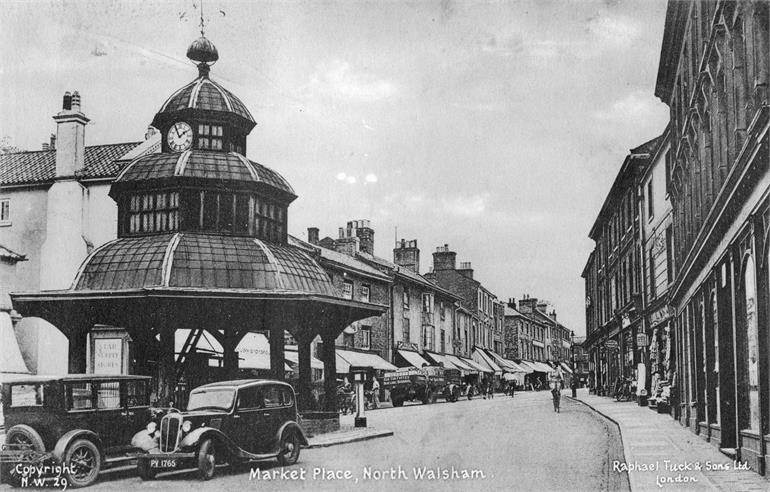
[0,0,670,334]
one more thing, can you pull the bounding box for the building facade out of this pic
[655,0,770,471]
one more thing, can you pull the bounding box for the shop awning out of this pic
[445,355,478,373]
[397,349,431,368]
[472,348,502,374]
[461,357,492,373]
[423,351,460,370]
[337,349,397,372]
[560,362,574,374]
[484,349,528,373]
[284,350,325,370]
[518,361,538,373]
[530,361,554,373]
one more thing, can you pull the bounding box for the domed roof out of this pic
[112,150,295,197]
[72,233,335,296]
[156,75,254,125]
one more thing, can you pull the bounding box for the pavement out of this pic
[305,425,394,448]
[569,388,770,491]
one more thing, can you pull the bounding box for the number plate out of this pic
[149,458,177,469]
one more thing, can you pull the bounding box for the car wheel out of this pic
[197,439,216,481]
[137,458,157,480]
[3,425,45,485]
[392,397,403,407]
[276,429,301,466]
[63,439,102,488]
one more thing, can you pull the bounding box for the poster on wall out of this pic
[93,338,123,375]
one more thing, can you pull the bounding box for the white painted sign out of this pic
[94,338,123,375]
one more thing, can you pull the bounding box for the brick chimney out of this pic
[457,261,474,279]
[394,239,420,273]
[53,91,89,177]
[307,227,319,245]
[433,244,456,271]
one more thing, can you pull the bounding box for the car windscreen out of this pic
[186,387,235,411]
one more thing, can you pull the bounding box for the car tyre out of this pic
[197,439,216,481]
[392,397,404,407]
[137,458,157,480]
[63,439,102,488]
[3,425,45,486]
[276,429,301,466]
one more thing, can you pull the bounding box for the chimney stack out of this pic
[518,295,538,314]
[393,238,420,273]
[457,261,474,279]
[53,90,89,177]
[345,219,374,255]
[432,244,457,271]
[308,227,319,245]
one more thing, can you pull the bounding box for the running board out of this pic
[105,455,137,466]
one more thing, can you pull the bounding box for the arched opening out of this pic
[740,255,760,432]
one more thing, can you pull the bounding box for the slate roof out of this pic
[504,306,525,317]
[157,76,254,125]
[288,236,390,282]
[356,251,459,300]
[74,232,335,296]
[0,142,141,186]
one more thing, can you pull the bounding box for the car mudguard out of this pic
[179,428,243,457]
[275,421,309,447]
[52,430,104,464]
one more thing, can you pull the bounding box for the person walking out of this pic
[371,376,380,409]
[551,383,561,413]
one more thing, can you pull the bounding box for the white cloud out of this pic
[305,60,396,102]
[441,194,488,218]
[336,172,347,181]
[345,175,357,184]
[586,15,640,48]
[365,173,378,183]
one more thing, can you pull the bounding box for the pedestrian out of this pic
[488,381,494,399]
[510,380,516,398]
[372,376,380,409]
[551,383,561,413]
[482,380,487,399]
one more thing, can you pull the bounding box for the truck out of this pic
[383,366,461,407]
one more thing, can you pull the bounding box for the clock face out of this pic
[167,122,193,152]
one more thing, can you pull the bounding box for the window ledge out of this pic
[0,221,10,227]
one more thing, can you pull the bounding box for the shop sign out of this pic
[636,333,648,347]
[649,306,670,328]
[605,340,619,350]
[94,338,123,375]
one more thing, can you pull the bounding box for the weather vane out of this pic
[179,0,226,36]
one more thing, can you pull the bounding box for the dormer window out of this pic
[197,124,223,150]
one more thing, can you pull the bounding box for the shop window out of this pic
[402,317,410,344]
[342,281,353,300]
[361,326,371,350]
[743,256,760,432]
[125,380,149,407]
[361,285,370,303]
[0,198,10,225]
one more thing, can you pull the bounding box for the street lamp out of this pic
[570,330,576,398]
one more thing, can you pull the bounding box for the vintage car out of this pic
[132,379,308,481]
[0,374,153,488]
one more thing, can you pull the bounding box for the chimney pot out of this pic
[63,92,72,110]
[308,227,319,245]
[71,91,81,111]
[49,134,56,149]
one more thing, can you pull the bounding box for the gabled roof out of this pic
[504,306,525,317]
[0,142,142,186]
[356,251,460,301]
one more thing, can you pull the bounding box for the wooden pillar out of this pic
[297,336,313,411]
[270,321,285,381]
[223,327,239,380]
[321,334,337,412]
[68,327,89,374]
[157,324,176,407]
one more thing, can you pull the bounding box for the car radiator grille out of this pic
[160,413,182,452]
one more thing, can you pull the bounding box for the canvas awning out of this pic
[472,348,502,374]
[397,349,431,368]
[517,361,537,373]
[284,350,325,370]
[461,357,492,373]
[445,354,478,373]
[423,351,460,370]
[529,361,554,373]
[484,349,528,373]
[560,362,574,374]
[335,349,397,373]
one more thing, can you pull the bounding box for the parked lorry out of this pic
[383,366,461,407]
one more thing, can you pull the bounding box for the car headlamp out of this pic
[182,420,192,433]
[146,422,157,433]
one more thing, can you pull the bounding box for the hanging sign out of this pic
[605,340,619,350]
[636,333,649,347]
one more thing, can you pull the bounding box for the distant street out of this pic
[85,392,629,492]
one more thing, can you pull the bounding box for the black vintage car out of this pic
[0,374,153,488]
[132,379,308,481]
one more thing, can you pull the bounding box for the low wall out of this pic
[300,411,340,437]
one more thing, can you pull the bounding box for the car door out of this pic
[232,385,265,452]
[121,379,152,449]
[94,380,127,450]
[258,385,284,452]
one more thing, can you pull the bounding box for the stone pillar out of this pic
[297,337,313,411]
[321,335,338,412]
[270,322,285,381]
